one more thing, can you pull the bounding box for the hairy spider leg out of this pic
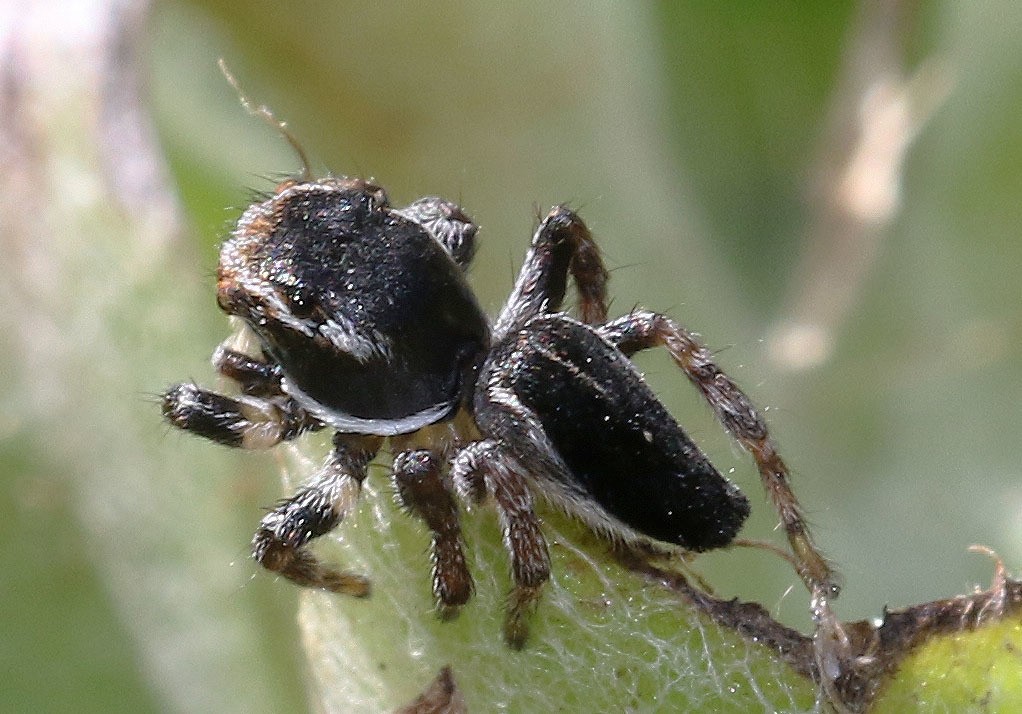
[252,433,381,596]
[161,383,322,449]
[447,205,613,646]
[162,346,323,449]
[451,439,551,649]
[493,205,610,339]
[596,310,839,602]
[212,345,284,397]
[163,348,375,594]
[395,196,479,268]
[392,449,473,617]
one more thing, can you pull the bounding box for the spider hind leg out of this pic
[597,310,839,600]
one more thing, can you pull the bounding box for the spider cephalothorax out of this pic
[163,174,834,647]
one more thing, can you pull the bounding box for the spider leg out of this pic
[493,206,609,340]
[213,345,283,397]
[449,438,489,505]
[164,343,322,448]
[452,439,550,649]
[252,432,381,595]
[597,310,839,602]
[392,450,473,617]
[161,382,322,449]
[394,196,478,268]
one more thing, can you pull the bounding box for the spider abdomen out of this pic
[479,315,750,551]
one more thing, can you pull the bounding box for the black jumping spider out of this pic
[163,172,835,648]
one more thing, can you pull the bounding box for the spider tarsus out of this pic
[437,602,463,622]
[252,534,371,597]
[322,571,371,598]
[161,382,250,448]
[747,438,839,599]
[504,584,544,650]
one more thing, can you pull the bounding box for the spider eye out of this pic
[288,284,316,319]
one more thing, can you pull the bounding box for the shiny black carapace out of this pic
[164,175,830,647]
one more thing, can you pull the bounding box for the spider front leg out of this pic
[394,196,478,268]
[597,310,839,602]
[163,346,320,448]
[252,432,381,596]
[392,450,473,618]
[452,440,551,649]
[212,345,283,397]
[161,382,322,449]
[493,206,610,339]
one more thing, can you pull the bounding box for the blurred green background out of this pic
[3,1,1021,711]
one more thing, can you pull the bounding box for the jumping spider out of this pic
[163,174,836,648]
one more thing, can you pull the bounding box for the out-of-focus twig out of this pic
[767,0,953,371]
